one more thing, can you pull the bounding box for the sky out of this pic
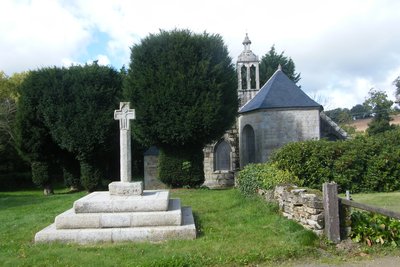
[1,0,400,110]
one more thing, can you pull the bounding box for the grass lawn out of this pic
[349,191,400,213]
[0,187,321,266]
[1,187,398,266]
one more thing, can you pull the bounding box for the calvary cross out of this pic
[114,102,135,182]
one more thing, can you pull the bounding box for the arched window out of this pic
[250,65,256,89]
[242,124,255,166]
[214,140,231,171]
[241,65,247,89]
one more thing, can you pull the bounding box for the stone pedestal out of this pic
[108,181,143,196]
[35,182,196,244]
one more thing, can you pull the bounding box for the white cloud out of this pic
[1,0,400,110]
[93,54,110,66]
[0,0,91,74]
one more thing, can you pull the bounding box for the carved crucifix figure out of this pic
[114,102,135,182]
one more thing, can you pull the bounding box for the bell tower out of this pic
[237,33,260,107]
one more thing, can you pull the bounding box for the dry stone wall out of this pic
[259,185,324,235]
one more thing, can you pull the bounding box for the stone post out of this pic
[323,182,340,243]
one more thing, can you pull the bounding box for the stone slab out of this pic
[73,190,169,213]
[108,181,143,196]
[35,207,196,244]
[56,199,182,229]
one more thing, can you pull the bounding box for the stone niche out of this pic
[203,129,239,189]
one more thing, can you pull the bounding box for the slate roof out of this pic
[239,68,322,114]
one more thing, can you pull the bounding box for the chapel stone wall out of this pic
[239,108,320,167]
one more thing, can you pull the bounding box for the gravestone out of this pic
[144,146,167,189]
[35,102,196,244]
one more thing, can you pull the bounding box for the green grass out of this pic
[350,191,400,213]
[0,187,322,266]
[2,188,399,266]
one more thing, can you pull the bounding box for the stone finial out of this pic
[242,33,251,46]
[278,64,282,71]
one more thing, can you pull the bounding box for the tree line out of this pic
[325,87,399,136]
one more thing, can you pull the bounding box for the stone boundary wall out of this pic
[258,185,324,235]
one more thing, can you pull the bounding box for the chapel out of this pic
[201,34,347,189]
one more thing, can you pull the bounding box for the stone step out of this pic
[73,190,169,213]
[35,207,196,244]
[56,199,182,229]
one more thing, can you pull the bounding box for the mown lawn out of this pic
[350,191,400,213]
[0,187,321,266]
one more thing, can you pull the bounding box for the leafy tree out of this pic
[394,76,400,102]
[259,45,301,86]
[0,71,27,148]
[325,108,352,124]
[350,104,372,120]
[124,29,238,187]
[0,71,29,175]
[364,88,394,136]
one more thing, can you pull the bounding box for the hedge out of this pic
[271,128,400,193]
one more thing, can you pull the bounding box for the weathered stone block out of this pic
[306,199,324,209]
[305,207,323,215]
[56,199,182,229]
[109,181,143,196]
[291,188,307,194]
[307,219,324,230]
[73,190,170,213]
[55,209,101,229]
[291,195,304,205]
[310,213,324,222]
[282,212,293,219]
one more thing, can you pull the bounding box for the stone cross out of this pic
[114,102,135,182]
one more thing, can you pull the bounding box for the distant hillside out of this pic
[346,114,400,132]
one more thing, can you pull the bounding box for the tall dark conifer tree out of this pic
[259,45,301,86]
[124,29,238,187]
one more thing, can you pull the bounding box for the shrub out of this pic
[158,146,204,188]
[236,163,300,197]
[351,211,400,247]
[80,161,101,192]
[271,140,338,189]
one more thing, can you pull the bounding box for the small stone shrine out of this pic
[35,102,196,244]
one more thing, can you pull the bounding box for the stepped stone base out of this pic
[73,190,169,213]
[35,207,196,244]
[34,188,196,244]
[56,199,182,229]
